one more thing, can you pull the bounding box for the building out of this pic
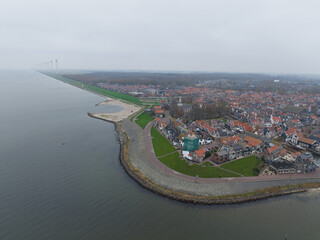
[153,106,165,117]
[183,133,199,152]
[296,152,317,173]
[297,137,318,149]
[192,148,206,163]
[212,150,229,164]
[270,161,296,174]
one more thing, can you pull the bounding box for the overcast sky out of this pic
[1,0,320,73]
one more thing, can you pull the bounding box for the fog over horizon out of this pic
[1,0,320,74]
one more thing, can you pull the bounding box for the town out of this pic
[66,72,320,177]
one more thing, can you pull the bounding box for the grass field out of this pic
[130,106,146,122]
[46,73,143,105]
[159,152,240,178]
[84,84,142,105]
[151,127,176,157]
[220,156,261,176]
[135,112,153,129]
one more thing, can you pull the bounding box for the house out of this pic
[212,150,229,164]
[270,115,281,124]
[297,137,319,149]
[283,128,298,138]
[239,142,251,156]
[165,125,180,143]
[153,106,165,117]
[199,137,213,145]
[192,148,206,163]
[270,161,296,174]
[155,109,165,117]
[228,147,237,160]
[295,152,317,173]
[216,128,228,138]
[232,144,244,158]
[153,105,162,111]
[182,151,193,161]
[267,144,280,158]
[264,122,272,127]
[260,165,276,176]
[281,153,295,162]
[243,135,263,152]
[283,128,300,144]
[220,145,230,153]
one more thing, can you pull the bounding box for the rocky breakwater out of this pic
[115,121,320,204]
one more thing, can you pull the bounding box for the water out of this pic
[1,70,320,240]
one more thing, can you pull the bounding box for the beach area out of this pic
[89,98,141,122]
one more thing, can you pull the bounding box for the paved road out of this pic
[121,118,320,196]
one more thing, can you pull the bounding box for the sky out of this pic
[1,0,320,74]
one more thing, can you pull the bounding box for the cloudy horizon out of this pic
[1,0,320,74]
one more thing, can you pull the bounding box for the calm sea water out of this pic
[1,70,320,240]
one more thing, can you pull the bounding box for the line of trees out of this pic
[169,99,231,121]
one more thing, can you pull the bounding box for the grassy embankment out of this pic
[220,156,261,176]
[150,126,240,178]
[135,112,154,129]
[46,73,143,106]
[151,126,176,156]
[118,122,320,204]
[159,152,240,178]
[130,106,146,122]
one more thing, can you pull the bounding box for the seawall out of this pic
[87,112,115,124]
[115,121,320,205]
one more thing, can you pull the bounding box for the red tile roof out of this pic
[268,144,279,154]
[244,136,262,148]
[299,137,316,145]
[194,148,206,158]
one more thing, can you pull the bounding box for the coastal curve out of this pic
[116,118,320,204]
[45,72,320,204]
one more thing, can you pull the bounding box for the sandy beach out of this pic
[89,97,142,122]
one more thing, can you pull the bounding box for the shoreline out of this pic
[114,121,320,204]
[41,72,142,122]
[87,98,141,122]
[85,96,320,204]
[44,72,320,204]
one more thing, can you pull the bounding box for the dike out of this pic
[114,121,320,205]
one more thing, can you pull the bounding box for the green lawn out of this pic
[220,156,261,176]
[84,84,142,105]
[45,73,143,105]
[135,112,153,129]
[151,127,176,157]
[130,107,146,122]
[159,152,240,178]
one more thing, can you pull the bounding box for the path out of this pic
[158,151,178,159]
[219,167,244,177]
